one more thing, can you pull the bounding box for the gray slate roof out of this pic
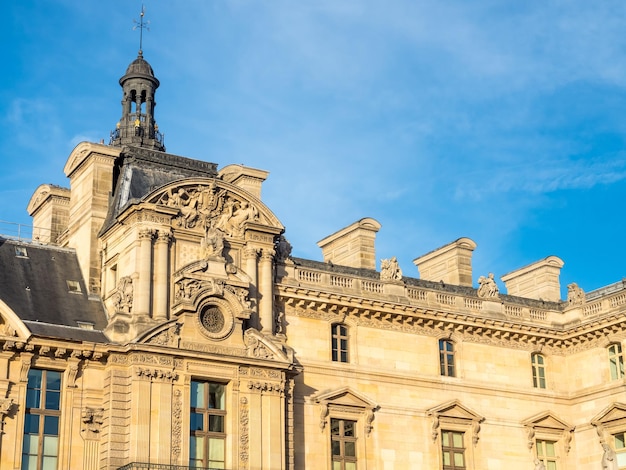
[101,145,219,234]
[0,237,108,342]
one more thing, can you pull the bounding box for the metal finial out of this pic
[133,4,150,55]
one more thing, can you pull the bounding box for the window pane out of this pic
[333,462,341,470]
[341,351,348,362]
[443,452,451,465]
[45,391,61,411]
[24,414,40,434]
[46,371,61,391]
[26,388,41,409]
[442,432,449,446]
[190,412,204,431]
[346,463,356,470]
[43,416,59,435]
[191,382,205,408]
[345,441,356,457]
[21,454,38,470]
[22,434,39,453]
[547,462,557,470]
[42,456,58,470]
[452,432,463,447]
[454,452,465,466]
[331,419,340,436]
[43,435,59,456]
[208,437,225,461]
[344,421,355,437]
[209,383,225,409]
[617,453,626,466]
[209,415,224,433]
[545,441,555,457]
[190,436,204,460]
[27,369,43,388]
[332,440,341,456]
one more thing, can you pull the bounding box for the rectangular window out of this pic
[615,433,626,469]
[331,418,357,470]
[332,324,349,363]
[609,344,625,380]
[439,340,455,377]
[21,369,62,470]
[441,430,465,469]
[536,439,558,470]
[532,354,546,389]
[190,381,226,469]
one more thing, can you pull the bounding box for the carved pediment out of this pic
[427,400,484,445]
[244,329,292,363]
[523,411,574,453]
[312,387,379,435]
[592,403,626,444]
[428,400,483,423]
[314,387,378,411]
[144,179,283,237]
[523,411,573,433]
[138,321,182,347]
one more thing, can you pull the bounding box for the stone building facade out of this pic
[1,51,626,470]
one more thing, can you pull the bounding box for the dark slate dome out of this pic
[119,51,159,86]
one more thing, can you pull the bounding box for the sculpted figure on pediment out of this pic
[215,198,259,238]
[202,218,225,259]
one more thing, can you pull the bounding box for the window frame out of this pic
[535,438,558,470]
[439,339,456,377]
[441,429,466,470]
[331,323,350,363]
[613,432,626,469]
[189,380,227,469]
[330,417,358,470]
[609,343,625,380]
[531,353,547,389]
[21,368,62,470]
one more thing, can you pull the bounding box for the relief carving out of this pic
[239,397,249,467]
[244,330,273,359]
[157,182,260,239]
[81,407,104,439]
[113,276,134,313]
[147,323,182,347]
[135,367,178,382]
[171,390,183,461]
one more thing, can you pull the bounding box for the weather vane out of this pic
[133,4,150,54]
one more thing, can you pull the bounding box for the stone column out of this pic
[244,245,259,329]
[153,230,172,321]
[258,249,275,334]
[135,229,154,317]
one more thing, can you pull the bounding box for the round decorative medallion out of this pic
[200,307,224,333]
[197,301,234,340]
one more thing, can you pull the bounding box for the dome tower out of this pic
[110,51,165,151]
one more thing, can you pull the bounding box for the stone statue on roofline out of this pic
[477,273,499,299]
[380,256,402,281]
[567,282,586,306]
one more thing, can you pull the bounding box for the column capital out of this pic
[139,228,156,240]
[156,229,173,244]
[260,249,275,261]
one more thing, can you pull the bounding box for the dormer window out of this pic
[15,246,28,257]
[66,280,82,293]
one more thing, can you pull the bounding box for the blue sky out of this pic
[2,1,626,298]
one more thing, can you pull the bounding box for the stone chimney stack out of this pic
[317,218,381,270]
[27,184,71,244]
[501,256,564,302]
[413,237,477,287]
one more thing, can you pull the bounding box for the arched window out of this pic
[531,353,546,389]
[439,339,455,377]
[331,324,349,363]
[608,343,625,380]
